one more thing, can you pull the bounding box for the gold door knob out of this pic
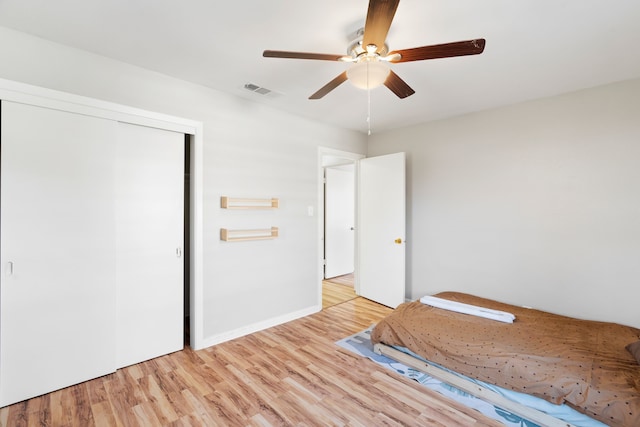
[394,238,402,244]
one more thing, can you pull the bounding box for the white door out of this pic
[324,166,355,279]
[1,101,117,406]
[358,152,406,308]
[115,122,184,368]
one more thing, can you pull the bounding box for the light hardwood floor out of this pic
[323,273,357,309]
[323,273,354,288]
[0,297,502,427]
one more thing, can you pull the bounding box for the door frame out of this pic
[317,147,365,306]
[0,77,206,350]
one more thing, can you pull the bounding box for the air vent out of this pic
[255,87,271,95]
[244,83,271,95]
[242,83,283,99]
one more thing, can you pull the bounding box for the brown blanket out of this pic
[371,292,640,427]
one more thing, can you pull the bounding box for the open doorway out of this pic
[318,148,365,309]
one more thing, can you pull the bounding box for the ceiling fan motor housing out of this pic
[346,27,389,61]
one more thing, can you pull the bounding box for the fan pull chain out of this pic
[367,87,372,136]
[367,63,372,136]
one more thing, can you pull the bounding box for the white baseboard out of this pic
[196,304,321,350]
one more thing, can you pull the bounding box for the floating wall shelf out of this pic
[220,227,279,242]
[220,196,279,209]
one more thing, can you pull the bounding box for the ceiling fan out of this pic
[263,0,485,100]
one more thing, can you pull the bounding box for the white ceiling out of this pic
[1,0,639,134]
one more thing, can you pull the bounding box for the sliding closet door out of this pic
[115,122,184,368]
[0,101,117,406]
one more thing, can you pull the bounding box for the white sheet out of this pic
[419,295,516,323]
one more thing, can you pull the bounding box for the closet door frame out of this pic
[0,77,206,351]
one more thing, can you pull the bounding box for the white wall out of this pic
[0,26,367,346]
[368,79,640,328]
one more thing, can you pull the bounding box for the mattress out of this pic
[371,292,640,427]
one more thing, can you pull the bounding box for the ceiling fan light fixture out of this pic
[347,60,390,90]
[263,3,485,101]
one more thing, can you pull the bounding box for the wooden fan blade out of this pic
[263,50,344,61]
[309,72,349,99]
[362,0,400,53]
[388,39,486,63]
[384,71,415,99]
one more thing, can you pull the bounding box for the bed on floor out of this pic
[371,292,640,427]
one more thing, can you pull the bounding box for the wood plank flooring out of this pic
[324,274,354,288]
[0,297,503,427]
[322,275,357,309]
